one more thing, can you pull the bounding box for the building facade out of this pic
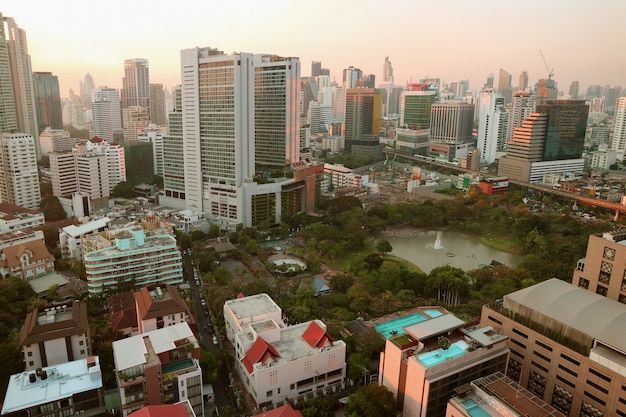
[83,228,183,295]
[611,96,626,158]
[121,58,150,111]
[477,90,508,164]
[0,133,41,209]
[481,279,626,417]
[344,88,384,160]
[33,72,63,130]
[0,202,44,232]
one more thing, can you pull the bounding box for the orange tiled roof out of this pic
[242,336,280,374]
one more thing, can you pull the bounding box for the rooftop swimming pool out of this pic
[461,399,492,417]
[424,309,443,318]
[374,312,427,339]
[418,341,468,367]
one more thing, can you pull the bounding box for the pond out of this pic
[379,230,521,273]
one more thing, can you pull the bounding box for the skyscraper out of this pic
[498,68,512,103]
[477,89,508,164]
[0,133,41,209]
[91,98,114,142]
[94,86,122,133]
[536,99,589,161]
[429,101,475,162]
[399,90,436,130]
[161,86,185,207]
[79,73,95,110]
[344,88,383,160]
[568,80,579,99]
[611,96,626,157]
[343,66,362,89]
[536,78,558,102]
[2,15,39,157]
[121,58,150,111]
[149,83,166,126]
[311,61,321,77]
[33,72,62,130]
[518,70,528,91]
[507,91,536,143]
[383,56,394,82]
[177,47,300,227]
[0,13,17,133]
[483,73,494,91]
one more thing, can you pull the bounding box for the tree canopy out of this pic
[39,195,66,221]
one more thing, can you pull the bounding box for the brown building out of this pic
[20,301,90,370]
[573,227,626,303]
[481,279,626,417]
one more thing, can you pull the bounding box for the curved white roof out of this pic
[504,278,626,352]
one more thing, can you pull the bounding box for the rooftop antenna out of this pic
[539,50,554,80]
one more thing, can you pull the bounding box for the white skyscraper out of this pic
[611,96,626,158]
[477,89,508,164]
[179,47,300,228]
[0,133,41,209]
[91,98,113,142]
[94,86,122,131]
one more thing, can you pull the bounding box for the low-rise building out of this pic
[84,227,183,295]
[0,203,45,233]
[19,301,90,371]
[112,322,203,417]
[0,229,55,280]
[58,217,112,260]
[0,356,105,417]
[378,308,509,417]
[224,294,346,409]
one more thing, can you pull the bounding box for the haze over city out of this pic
[4,0,626,94]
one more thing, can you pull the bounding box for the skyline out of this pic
[4,0,626,97]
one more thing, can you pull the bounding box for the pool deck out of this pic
[365,306,447,329]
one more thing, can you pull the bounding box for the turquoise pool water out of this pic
[374,313,427,338]
[418,342,468,367]
[424,309,443,318]
[462,399,491,417]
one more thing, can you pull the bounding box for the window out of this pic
[579,277,590,289]
[304,360,311,375]
[29,361,34,367]
[488,315,503,326]
[583,392,606,406]
[512,328,528,339]
[27,351,32,357]
[79,340,84,346]
[507,358,522,383]
[270,370,277,385]
[586,380,609,395]
[560,353,580,366]
[603,247,615,260]
[558,364,578,377]
[80,350,85,355]
[266,390,273,397]
[596,285,608,296]
[290,384,295,390]
[551,385,573,414]
[510,339,526,349]
[535,340,553,351]
[533,350,551,362]
[589,368,611,383]
[599,261,612,284]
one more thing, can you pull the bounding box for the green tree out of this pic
[199,347,218,384]
[347,383,398,417]
[40,195,66,221]
[111,181,136,198]
[376,239,393,257]
[245,239,261,255]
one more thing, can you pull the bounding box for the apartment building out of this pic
[481,278,626,417]
[112,322,203,417]
[1,356,105,417]
[0,202,45,232]
[378,308,509,417]
[224,294,346,409]
[58,217,112,260]
[19,301,90,371]
[0,228,54,281]
[83,227,183,295]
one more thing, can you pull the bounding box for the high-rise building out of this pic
[123,141,154,185]
[0,133,40,209]
[0,13,18,133]
[383,56,394,82]
[429,101,474,161]
[477,89,508,164]
[483,73,494,91]
[80,73,95,109]
[149,83,166,126]
[399,90,437,130]
[161,86,185,208]
[94,86,122,132]
[343,66,362,89]
[498,68,512,103]
[482,278,626,417]
[344,88,384,160]
[536,99,589,161]
[311,60,321,77]
[33,72,63,130]
[2,15,39,157]
[536,78,558,102]
[121,58,150,111]
[611,96,626,157]
[178,47,302,228]
[91,98,114,141]
[518,70,528,92]
[39,127,73,154]
[507,91,536,143]
[568,80,579,99]
[122,105,150,142]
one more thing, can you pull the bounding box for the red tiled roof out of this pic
[241,336,280,374]
[0,202,41,218]
[107,292,137,332]
[128,403,190,417]
[251,404,303,417]
[302,320,333,348]
[0,239,53,268]
[237,293,245,298]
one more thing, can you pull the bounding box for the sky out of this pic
[3,0,626,97]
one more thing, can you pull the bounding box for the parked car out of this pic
[212,335,218,345]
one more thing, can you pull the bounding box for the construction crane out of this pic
[539,49,554,80]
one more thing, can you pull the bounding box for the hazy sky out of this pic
[3,0,626,97]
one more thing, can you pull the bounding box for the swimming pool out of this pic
[374,312,428,338]
[461,399,491,417]
[418,341,468,367]
[424,309,443,318]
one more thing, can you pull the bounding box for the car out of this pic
[201,298,207,306]
[212,335,218,345]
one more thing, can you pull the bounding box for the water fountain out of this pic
[427,231,446,252]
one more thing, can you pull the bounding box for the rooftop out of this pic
[1,357,102,415]
[20,301,89,346]
[225,293,281,322]
[61,217,112,238]
[113,322,197,371]
[504,278,626,353]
